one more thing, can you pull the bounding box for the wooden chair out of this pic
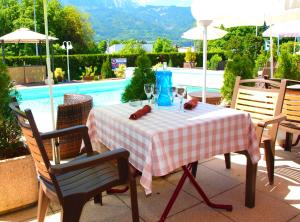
[224,77,287,185]
[9,103,139,222]
[44,94,93,160]
[278,80,300,151]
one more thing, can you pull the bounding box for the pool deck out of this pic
[2,144,300,222]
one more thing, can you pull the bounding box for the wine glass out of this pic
[171,87,177,103]
[153,85,161,108]
[176,86,187,111]
[144,84,154,105]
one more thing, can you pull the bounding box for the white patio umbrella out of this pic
[42,0,58,163]
[0,28,57,43]
[191,0,300,80]
[181,24,227,103]
[263,20,300,54]
[182,25,228,41]
[263,20,300,37]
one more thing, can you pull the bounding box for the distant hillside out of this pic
[60,0,194,41]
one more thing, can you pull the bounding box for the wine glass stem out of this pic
[180,98,183,111]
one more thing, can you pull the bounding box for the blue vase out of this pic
[156,70,172,106]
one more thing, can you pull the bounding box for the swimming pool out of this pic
[17,68,223,131]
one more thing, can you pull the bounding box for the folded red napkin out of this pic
[129,105,151,120]
[184,99,198,110]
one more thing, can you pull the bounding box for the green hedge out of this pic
[2,52,226,80]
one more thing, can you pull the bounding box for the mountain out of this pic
[60,0,194,42]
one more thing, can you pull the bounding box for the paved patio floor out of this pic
[1,145,300,222]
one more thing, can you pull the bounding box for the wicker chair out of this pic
[9,102,139,222]
[45,94,93,160]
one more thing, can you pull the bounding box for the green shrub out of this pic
[101,57,115,79]
[0,62,24,160]
[184,48,196,63]
[208,54,222,70]
[114,64,126,78]
[122,54,156,102]
[168,58,174,67]
[253,49,269,76]
[3,52,226,79]
[54,68,65,82]
[221,55,254,102]
[81,66,97,80]
[275,49,300,80]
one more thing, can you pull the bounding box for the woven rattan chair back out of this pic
[45,94,93,160]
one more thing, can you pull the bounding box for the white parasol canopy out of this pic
[263,20,300,37]
[191,0,300,81]
[182,26,228,40]
[0,28,58,43]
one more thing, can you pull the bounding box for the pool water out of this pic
[17,69,222,131]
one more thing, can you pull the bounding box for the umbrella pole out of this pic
[43,0,59,164]
[270,26,274,79]
[277,37,280,56]
[202,24,208,103]
[294,37,296,54]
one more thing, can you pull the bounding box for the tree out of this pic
[0,0,95,55]
[119,40,145,54]
[101,57,114,79]
[153,37,176,53]
[122,54,155,102]
[97,40,107,54]
[275,45,300,80]
[221,54,254,102]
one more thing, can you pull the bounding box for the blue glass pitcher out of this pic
[155,70,172,106]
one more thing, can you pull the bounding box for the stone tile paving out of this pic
[2,145,300,222]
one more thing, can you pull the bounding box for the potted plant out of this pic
[54,67,65,83]
[184,47,196,68]
[114,64,126,79]
[0,62,38,214]
[80,66,97,81]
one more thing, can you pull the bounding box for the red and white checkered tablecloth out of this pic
[87,102,260,194]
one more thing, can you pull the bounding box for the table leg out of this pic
[191,161,198,177]
[159,164,232,222]
[245,153,257,208]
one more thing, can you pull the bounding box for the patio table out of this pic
[87,102,260,220]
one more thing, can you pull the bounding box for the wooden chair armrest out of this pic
[40,125,87,139]
[40,125,94,154]
[49,148,129,175]
[257,114,286,128]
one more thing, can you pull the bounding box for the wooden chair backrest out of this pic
[282,80,300,123]
[9,103,62,199]
[231,77,287,141]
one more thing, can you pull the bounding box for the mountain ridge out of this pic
[60,0,194,41]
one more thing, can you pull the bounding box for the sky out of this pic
[136,0,192,7]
